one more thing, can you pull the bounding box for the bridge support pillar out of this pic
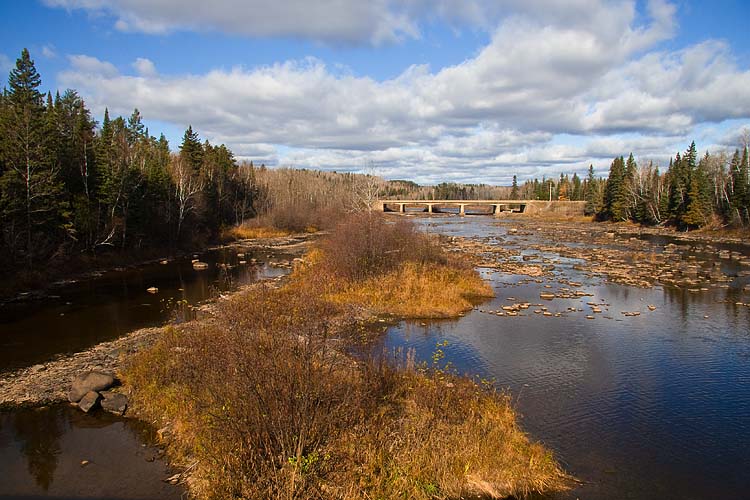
[459,204,465,216]
[399,203,405,213]
[427,204,433,213]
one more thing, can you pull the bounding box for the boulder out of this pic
[78,391,101,412]
[68,371,115,403]
[100,391,129,415]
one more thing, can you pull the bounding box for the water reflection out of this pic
[0,245,291,371]
[11,407,65,490]
[0,405,183,498]
[386,217,750,500]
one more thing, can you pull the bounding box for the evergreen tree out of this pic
[180,125,203,174]
[0,49,67,268]
[603,156,627,221]
[683,160,712,228]
[730,148,748,224]
[584,165,601,215]
[571,172,582,201]
[510,174,519,199]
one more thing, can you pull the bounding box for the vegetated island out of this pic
[121,212,568,499]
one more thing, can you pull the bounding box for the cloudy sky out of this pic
[1,0,749,184]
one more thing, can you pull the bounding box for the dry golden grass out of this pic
[325,261,493,318]
[328,370,568,499]
[223,223,291,240]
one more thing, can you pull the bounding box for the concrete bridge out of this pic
[372,199,586,216]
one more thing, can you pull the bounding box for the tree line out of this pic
[0,49,258,271]
[595,141,750,229]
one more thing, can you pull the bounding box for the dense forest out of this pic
[510,142,750,229]
[0,49,259,273]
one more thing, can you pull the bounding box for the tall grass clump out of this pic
[302,212,493,318]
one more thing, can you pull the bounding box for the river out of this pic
[2,219,749,499]
[384,216,750,499]
[0,241,296,498]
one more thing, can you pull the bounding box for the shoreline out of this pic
[0,275,288,409]
[0,232,318,408]
[0,232,320,305]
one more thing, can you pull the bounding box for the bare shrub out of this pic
[320,212,445,281]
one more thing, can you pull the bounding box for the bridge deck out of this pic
[373,199,585,216]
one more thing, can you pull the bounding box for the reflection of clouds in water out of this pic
[387,217,750,500]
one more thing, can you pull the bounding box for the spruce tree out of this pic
[0,49,66,267]
[604,156,627,221]
[510,174,519,199]
[584,165,599,215]
[180,125,203,174]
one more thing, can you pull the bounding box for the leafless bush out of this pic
[319,212,445,281]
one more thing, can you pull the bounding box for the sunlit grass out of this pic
[222,223,291,240]
[325,261,493,318]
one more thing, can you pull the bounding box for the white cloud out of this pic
[132,57,157,77]
[41,45,57,58]
[0,53,11,73]
[54,1,750,183]
[43,0,675,47]
[67,54,119,78]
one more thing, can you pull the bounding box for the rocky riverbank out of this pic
[444,217,750,294]
[0,275,290,409]
[0,233,317,409]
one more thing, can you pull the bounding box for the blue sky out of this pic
[1,0,749,184]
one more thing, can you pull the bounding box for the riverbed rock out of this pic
[78,390,101,412]
[68,371,115,402]
[100,390,129,415]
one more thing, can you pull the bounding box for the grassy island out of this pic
[124,213,567,499]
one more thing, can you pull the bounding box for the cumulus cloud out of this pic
[41,45,57,58]
[132,57,157,77]
[54,1,750,183]
[44,0,676,46]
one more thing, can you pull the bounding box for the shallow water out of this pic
[0,405,183,499]
[386,216,750,500]
[0,245,289,372]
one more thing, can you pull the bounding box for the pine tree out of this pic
[0,49,67,267]
[571,172,582,200]
[510,174,519,199]
[683,160,712,228]
[180,125,203,174]
[604,156,627,221]
[730,148,748,224]
[584,165,600,215]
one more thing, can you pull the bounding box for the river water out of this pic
[0,245,290,372]
[383,216,750,500]
[2,220,749,499]
[0,243,292,498]
[0,405,183,499]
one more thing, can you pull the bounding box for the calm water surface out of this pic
[0,245,289,371]
[1,244,290,498]
[384,217,750,500]
[0,405,183,499]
